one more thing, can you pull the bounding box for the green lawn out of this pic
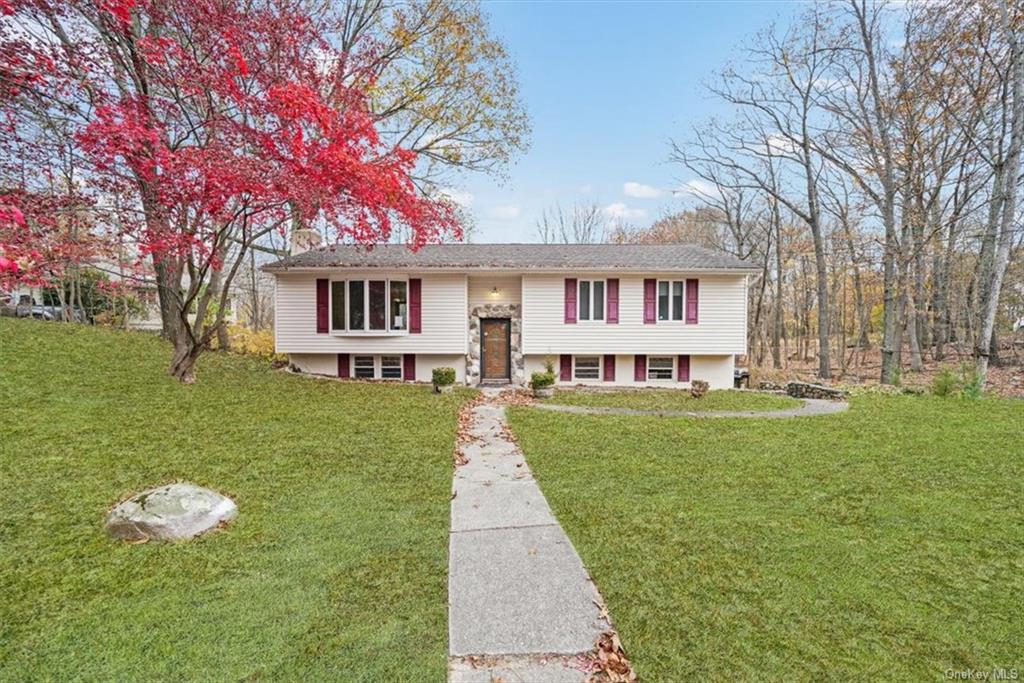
[544,388,800,412]
[0,318,473,681]
[508,396,1024,680]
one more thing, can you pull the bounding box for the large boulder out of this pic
[105,482,237,542]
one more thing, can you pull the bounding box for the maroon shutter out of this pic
[316,278,328,333]
[685,278,699,324]
[337,353,350,379]
[409,278,422,333]
[560,354,572,381]
[403,354,416,381]
[603,354,615,382]
[677,354,690,382]
[643,279,656,324]
[634,354,646,382]
[606,278,619,324]
[564,279,577,324]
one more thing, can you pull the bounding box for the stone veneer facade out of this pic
[466,303,524,385]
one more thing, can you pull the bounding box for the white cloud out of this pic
[623,181,664,199]
[439,187,474,207]
[601,202,648,222]
[676,179,723,200]
[765,133,798,155]
[487,205,521,221]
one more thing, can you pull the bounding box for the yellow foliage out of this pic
[214,324,286,363]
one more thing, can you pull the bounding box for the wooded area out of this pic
[544,1,1024,389]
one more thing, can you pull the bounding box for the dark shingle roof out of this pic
[263,243,757,272]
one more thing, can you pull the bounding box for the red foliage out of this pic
[1,0,460,290]
[0,190,99,287]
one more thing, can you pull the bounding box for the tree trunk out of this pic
[772,213,783,369]
[976,0,1023,387]
[169,335,201,384]
[154,257,182,338]
[842,218,870,351]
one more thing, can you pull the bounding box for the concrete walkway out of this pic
[532,397,849,419]
[448,391,609,682]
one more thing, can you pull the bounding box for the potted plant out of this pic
[530,370,555,399]
[432,367,456,394]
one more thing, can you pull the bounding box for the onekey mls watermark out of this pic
[945,668,1019,681]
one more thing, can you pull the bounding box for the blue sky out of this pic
[454,1,796,243]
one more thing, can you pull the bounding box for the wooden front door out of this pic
[481,318,511,381]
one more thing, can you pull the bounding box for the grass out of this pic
[507,395,1024,680]
[0,318,473,681]
[544,388,801,412]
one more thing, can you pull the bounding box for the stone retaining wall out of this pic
[758,380,848,400]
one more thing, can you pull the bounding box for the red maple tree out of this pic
[1,0,460,381]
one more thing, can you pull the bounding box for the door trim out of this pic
[480,318,511,381]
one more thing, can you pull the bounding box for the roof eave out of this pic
[261,264,760,275]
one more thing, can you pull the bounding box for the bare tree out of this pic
[673,7,837,379]
[536,203,606,244]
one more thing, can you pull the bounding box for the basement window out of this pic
[648,356,674,381]
[354,355,375,379]
[574,356,601,380]
[380,355,402,380]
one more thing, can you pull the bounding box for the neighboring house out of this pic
[119,283,239,333]
[262,243,757,389]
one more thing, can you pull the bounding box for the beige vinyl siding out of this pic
[523,354,735,389]
[289,352,465,382]
[468,275,522,308]
[274,272,467,354]
[521,273,747,355]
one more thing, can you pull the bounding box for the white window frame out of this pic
[353,355,376,379]
[380,355,402,380]
[573,355,601,381]
[577,279,606,322]
[656,280,686,322]
[647,356,675,381]
[330,278,409,335]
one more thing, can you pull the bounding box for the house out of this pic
[262,243,757,389]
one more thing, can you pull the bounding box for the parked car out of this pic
[14,298,85,322]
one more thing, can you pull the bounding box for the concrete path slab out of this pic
[448,393,610,679]
[449,657,588,683]
[450,524,607,655]
[451,480,556,532]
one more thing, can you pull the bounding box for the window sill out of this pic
[331,330,409,337]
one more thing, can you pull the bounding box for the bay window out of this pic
[368,280,386,330]
[331,278,408,333]
[578,279,605,321]
[348,280,365,331]
[390,281,407,330]
[658,280,686,321]
[331,281,346,331]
